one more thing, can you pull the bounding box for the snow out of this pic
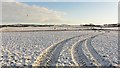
[91,31,118,66]
[0,31,95,66]
[1,27,119,32]
[0,29,118,66]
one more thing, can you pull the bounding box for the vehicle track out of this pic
[55,36,83,66]
[85,36,112,66]
[32,34,87,66]
[33,32,113,66]
[71,40,95,66]
[71,33,112,66]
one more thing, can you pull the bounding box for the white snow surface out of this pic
[0,30,118,66]
[91,31,118,65]
[0,31,95,66]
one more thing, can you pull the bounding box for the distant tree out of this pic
[103,24,119,27]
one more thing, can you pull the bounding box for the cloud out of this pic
[2,2,65,24]
[2,0,16,2]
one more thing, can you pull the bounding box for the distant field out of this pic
[0,26,119,32]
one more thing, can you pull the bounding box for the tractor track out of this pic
[33,32,113,66]
[71,33,112,66]
[32,34,87,66]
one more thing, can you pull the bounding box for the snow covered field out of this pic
[91,31,118,66]
[1,26,119,32]
[0,29,118,66]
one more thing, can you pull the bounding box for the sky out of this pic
[1,0,119,25]
[2,0,119,2]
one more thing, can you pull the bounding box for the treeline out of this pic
[103,24,120,27]
[0,23,119,28]
[0,24,54,28]
[82,23,120,27]
[82,23,101,27]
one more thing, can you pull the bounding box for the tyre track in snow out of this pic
[71,33,101,66]
[71,33,112,66]
[71,40,95,66]
[55,35,86,66]
[32,34,87,66]
[85,35,112,66]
